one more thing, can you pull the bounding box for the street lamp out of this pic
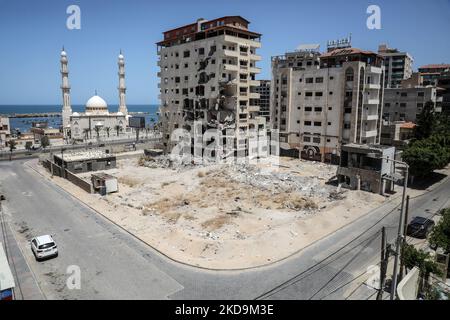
[367,153,409,300]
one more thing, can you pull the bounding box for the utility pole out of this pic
[399,195,410,281]
[390,164,409,300]
[377,226,388,300]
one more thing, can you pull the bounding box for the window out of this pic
[184,75,189,81]
[418,92,425,97]
[307,61,312,66]
[401,92,407,97]
[298,92,302,95]
[328,107,332,111]
[330,76,334,80]
[306,78,314,83]
[183,50,190,58]
[385,103,390,107]
[304,121,312,126]
[346,75,354,81]
[329,91,333,95]
[313,137,321,143]
[400,103,406,108]
[328,122,331,125]
[211,59,216,64]
[303,136,311,142]
[211,87,216,91]
[299,78,303,82]
[315,92,323,97]
[315,77,324,83]
[175,77,180,83]
[314,107,322,112]
[305,92,313,97]
[198,48,205,55]
[314,121,322,127]
[296,120,300,124]
[305,106,312,112]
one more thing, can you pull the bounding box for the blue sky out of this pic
[0,0,449,105]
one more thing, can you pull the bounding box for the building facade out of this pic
[0,117,10,149]
[418,64,450,86]
[255,80,270,123]
[378,44,413,89]
[337,143,395,194]
[60,49,129,141]
[383,86,439,123]
[270,47,385,162]
[156,16,266,152]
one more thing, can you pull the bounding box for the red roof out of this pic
[419,64,450,70]
[400,122,416,129]
[320,47,377,58]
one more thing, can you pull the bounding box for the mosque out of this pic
[60,48,129,141]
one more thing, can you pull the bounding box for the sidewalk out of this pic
[0,206,45,300]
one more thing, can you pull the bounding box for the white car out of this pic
[31,235,58,261]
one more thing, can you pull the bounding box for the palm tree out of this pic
[8,139,17,161]
[94,126,102,141]
[114,125,122,137]
[83,128,90,141]
[105,127,111,138]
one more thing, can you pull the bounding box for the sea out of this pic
[0,105,159,132]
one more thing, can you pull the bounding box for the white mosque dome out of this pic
[72,112,80,116]
[61,51,67,57]
[117,111,124,116]
[85,95,108,114]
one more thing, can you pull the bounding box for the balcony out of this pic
[224,64,239,72]
[224,35,262,48]
[248,105,260,112]
[249,80,260,86]
[363,130,378,138]
[250,53,262,61]
[365,97,380,105]
[249,66,261,73]
[249,92,260,99]
[366,83,381,90]
[364,114,379,121]
[223,49,239,58]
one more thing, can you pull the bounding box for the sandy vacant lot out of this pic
[36,155,386,269]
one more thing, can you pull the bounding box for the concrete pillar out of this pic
[356,174,361,190]
[381,179,386,196]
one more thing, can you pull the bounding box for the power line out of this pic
[256,202,401,300]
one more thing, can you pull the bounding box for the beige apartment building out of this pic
[156,16,266,152]
[378,44,413,88]
[0,116,10,149]
[270,47,385,162]
[383,86,440,123]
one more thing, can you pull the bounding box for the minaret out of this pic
[118,50,128,115]
[60,47,72,132]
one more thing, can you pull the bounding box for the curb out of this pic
[23,159,450,273]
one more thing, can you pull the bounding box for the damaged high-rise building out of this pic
[156,16,266,152]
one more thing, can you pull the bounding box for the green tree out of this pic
[25,141,33,150]
[403,138,450,177]
[8,139,17,161]
[414,101,436,140]
[429,208,450,253]
[114,125,122,137]
[83,128,90,141]
[105,127,111,138]
[401,243,442,294]
[40,135,50,149]
[94,126,102,140]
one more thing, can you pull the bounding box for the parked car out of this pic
[406,217,435,239]
[30,235,58,261]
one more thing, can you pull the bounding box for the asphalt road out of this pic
[0,160,449,300]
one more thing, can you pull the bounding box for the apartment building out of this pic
[383,86,440,123]
[0,116,10,149]
[437,71,450,114]
[378,44,413,88]
[255,80,270,123]
[418,64,450,86]
[156,16,265,152]
[270,47,385,162]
